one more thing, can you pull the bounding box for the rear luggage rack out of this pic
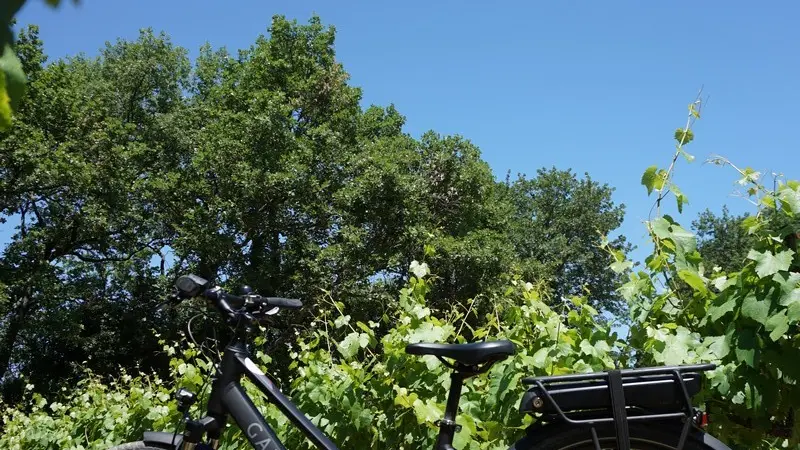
[519,363,716,450]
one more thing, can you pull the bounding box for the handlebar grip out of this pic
[264,297,303,310]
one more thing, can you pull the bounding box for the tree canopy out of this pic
[0,17,630,399]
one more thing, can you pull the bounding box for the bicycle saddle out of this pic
[406,340,515,366]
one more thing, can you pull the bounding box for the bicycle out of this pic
[111,275,732,450]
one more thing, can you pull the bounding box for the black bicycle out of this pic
[110,275,732,450]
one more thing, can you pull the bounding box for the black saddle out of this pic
[406,340,515,367]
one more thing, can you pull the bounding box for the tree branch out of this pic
[69,240,156,263]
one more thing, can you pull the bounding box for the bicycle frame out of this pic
[197,341,340,450]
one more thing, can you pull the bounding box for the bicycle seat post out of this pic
[435,369,466,450]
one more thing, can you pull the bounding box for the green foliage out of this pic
[0,43,25,128]
[692,207,756,273]
[0,263,622,450]
[618,98,800,449]
[503,168,630,314]
[1,0,80,129]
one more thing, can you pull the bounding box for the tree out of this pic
[0,25,188,397]
[0,16,631,400]
[1,1,80,130]
[692,206,756,273]
[504,168,630,314]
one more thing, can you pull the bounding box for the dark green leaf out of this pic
[772,272,800,307]
[734,328,758,367]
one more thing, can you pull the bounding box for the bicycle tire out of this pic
[107,442,167,450]
[509,422,718,450]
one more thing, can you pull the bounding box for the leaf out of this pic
[679,148,695,162]
[735,328,757,367]
[531,347,549,369]
[407,322,451,344]
[641,166,659,196]
[654,327,695,365]
[0,71,8,129]
[747,249,794,278]
[393,386,418,408]
[677,269,707,295]
[412,398,443,424]
[778,186,800,215]
[334,314,351,329]
[708,294,736,321]
[712,275,733,292]
[609,260,632,274]
[674,128,694,145]
[788,302,800,322]
[741,216,761,234]
[579,339,596,357]
[741,293,770,325]
[0,44,26,130]
[765,311,789,341]
[669,225,697,255]
[772,272,800,307]
[650,218,672,240]
[409,260,429,278]
[336,333,361,359]
[698,335,730,360]
[357,332,370,348]
[738,167,761,186]
[671,184,688,213]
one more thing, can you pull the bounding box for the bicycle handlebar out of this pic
[174,274,303,321]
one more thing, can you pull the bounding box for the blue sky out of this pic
[8,0,800,265]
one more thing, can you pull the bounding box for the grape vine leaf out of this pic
[412,398,443,424]
[641,166,659,195]
[741,293,770,325]
[772,272,800,306]
[734,328,757,367]
[670,224,697,254]
[671,184,688,213]
[610,260,633,274]
[747,249,794,278]
[765,311,789,341]
[789,302,800,321]
[337,333,361,359]
[698,335,730,360]
[678,269,707,295]
[409,260,430,278]
[778,186,800,215]
[650,218,672,239]
[0,44,26,130]
[707,294,736,321]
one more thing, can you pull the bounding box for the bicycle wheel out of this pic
[108,442,168,450]
[509,422,721,450]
